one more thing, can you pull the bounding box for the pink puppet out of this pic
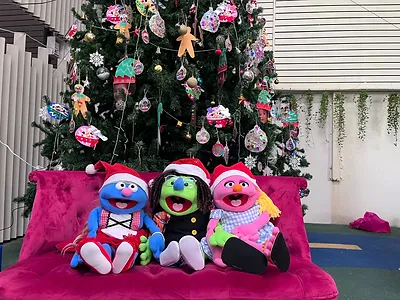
[200,162,290,274]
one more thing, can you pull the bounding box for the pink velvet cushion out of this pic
[0,171,338,300]
[0,253,338,300]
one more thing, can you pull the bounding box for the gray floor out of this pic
[1,238,23,270]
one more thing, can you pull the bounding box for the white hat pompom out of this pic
[85,164,97,175]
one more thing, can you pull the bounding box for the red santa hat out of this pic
[163,158,211,186]
[85,161,148,196]
[210,162,259,193]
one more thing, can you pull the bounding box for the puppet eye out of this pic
[224,181,234,188]
[129,184,138,192]
[115,182,125,190]
[184,182,189,186]
[240,182,249,188]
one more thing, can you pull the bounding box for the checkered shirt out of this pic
[200,204,275,259]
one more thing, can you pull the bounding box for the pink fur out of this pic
[213,175,260,212]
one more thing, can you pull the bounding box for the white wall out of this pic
[295,92,400,227]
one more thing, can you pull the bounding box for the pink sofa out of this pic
[0,171,338,300]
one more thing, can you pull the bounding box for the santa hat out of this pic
[210,162,258,193]
[86,161,148,196]
[163,158,211,186]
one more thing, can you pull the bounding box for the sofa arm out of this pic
[19,171,104,261]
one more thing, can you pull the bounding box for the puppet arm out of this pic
[143,212,165,260]
[87,206,102,238]
[209,223,235,247]
[232,212,270,241]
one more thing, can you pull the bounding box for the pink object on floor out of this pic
[0,171,338,300]
[349,211,391,233]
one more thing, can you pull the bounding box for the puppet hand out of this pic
[232,224,259,242]
[70,252,83,268]
[149,232,165,260]
[139,236,152,266]
[209,225,235,247]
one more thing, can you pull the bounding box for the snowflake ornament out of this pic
[82,76,90,88]
[39,106,49,121]
[244,155,257,170]
[289,156,300,169]
[89,51,104,67]
[53,163,64,171]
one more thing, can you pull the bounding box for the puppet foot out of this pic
[213,257,227,268]
[112,242,136,274]
[268,232,290,272]
[160,241,181,267]
[264,227,280,257]
[80,242,112,275]
[179,235,205,271]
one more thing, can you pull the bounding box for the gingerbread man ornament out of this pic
[176,26,197,58]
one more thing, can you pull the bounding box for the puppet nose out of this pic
[122,187,133,197]
[173,177,184,191]
[233,184,242,192]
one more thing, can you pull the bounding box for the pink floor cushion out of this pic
[0,171,338,300]
[349,211,391,233]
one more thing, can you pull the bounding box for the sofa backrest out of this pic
[19,171,310,262]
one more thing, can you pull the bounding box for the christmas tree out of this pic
[16,0,311,216]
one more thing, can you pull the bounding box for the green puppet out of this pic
[141,158,213,271]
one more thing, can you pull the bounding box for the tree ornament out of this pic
[183,82,202,101]
[47,103,70,121]
[245,125,268,153]
[212,137,225,157]
[282,110,299,128]
[289,156,300,169]
[106,5,124,24]
[215,49,222,56]
[115,99,126,111]
[154,64,163,72]
[275,79,279,84]
[243,69,255,82]
[187,76,198,88]
[96,67,110,80]
[135,0,147,16]
[244,155,257,170]
[223,142,230,165]
[177,27,197,58]
[139,91,151,112]
[133,59,144,75]
[200,7,220,33]
[149,12,166,38]
[216,0,238,23]
[185,131,192,140]
[225,35,232,52]
[141,28,150,44]
[84,31,96,42]
[216,35,226,46]
[116,37,124,44]
[65,20,79,40]
[286,138,297,151]
[75,125,107,148]
[114,14,132,40]
[196,124,210,144]
[178,24,188,35]
[257,161,263,172]
[113,57,136,103]
[89,51,104,67]
[39,106,49,121]
[207,105,232,128]
[69,118,75,133]
[218,48,227,88]
[72,84,90,119]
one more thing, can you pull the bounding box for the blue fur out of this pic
[71,181,164,270]
[173,177,185,191]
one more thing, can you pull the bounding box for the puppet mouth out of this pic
[223,194,249,207]
[109,199,137,209]
[166,196,192,213]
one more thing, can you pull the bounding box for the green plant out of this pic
[318,92,329,128]
[333,92,346,148]
[302,204,308,217]
[304,91,313,143]
[387,93,400,146]
[354,91,370,141]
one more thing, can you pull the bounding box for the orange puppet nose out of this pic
[233,184,242,192]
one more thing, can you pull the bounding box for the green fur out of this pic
[160,175,199,216]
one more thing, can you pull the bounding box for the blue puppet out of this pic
[65,161,164,275]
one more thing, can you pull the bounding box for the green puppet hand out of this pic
[209,223,236,247]
[139,236,152,266]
